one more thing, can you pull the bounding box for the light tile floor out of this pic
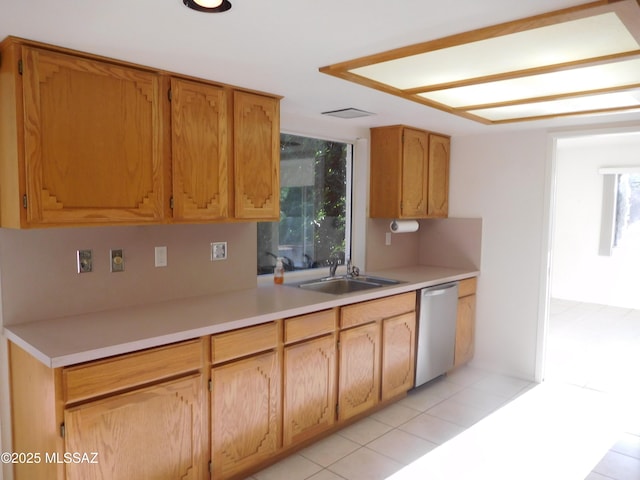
[248,299,640,480]
[547,298,640,480]
[545,298,640,398]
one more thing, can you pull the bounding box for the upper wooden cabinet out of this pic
[0,36,281,228]
[233,91,280,220]
[170,77,229,222]
[1,43,167,227]
[427,134,450,217]
[369,125,450,219]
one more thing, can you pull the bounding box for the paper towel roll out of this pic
[390,220,419,233]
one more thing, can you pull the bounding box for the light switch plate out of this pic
[211,242,227,261]
[110,249,124,272]
[77,249,92,273]
[155,246,167,267]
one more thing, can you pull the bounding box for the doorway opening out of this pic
[543,131,640,398]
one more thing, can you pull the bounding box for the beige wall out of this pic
[449,130,549,380]
[365,218,420,271]
[365,217,482,272]
[418,218,482,270]
[0,223,257,326]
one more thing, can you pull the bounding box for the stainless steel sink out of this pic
[352,275,402,286]
[293,275,402,295]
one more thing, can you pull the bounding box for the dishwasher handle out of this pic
[421,282,459,297]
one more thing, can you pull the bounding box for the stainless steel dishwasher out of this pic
[415,282,459,387]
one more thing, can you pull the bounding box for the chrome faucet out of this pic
[346,258,359,277]
[329,258,340,277]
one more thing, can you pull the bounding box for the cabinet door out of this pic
[381,312,416,401]
[21,47,165,225]
[283,334,337,446]
[400,128,428,218]
[454,294,476,367]
[428,134,450,217]
[233,91,280,220]
[369,125,402,219]
[64,374,206,480]
[211,351,281,479]
[171,78,229,221]
[338,323,380,421]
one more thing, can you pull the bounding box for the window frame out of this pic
[257,131,354,279]
[598,166,640,256]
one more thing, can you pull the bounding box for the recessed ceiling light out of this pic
[320,0,640,124]
[321,108,375,119]
[182,0,231,13]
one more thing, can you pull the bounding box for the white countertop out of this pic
[4,265,478,368]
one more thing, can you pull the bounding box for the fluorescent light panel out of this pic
[419,59,640,108]
[469,90,640,121]
[320,0,640,124]
[349,14,637,89]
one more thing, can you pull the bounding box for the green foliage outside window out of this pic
[257,134,351,274]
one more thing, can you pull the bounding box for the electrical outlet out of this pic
[155,246,167,267]
[110,249,125,272]
[77,249,92,273]
[385,232,392,246]
[211,242,227,261]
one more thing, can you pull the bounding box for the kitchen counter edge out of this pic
[3,265,479,368]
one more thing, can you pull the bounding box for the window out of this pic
[614,173,640,251]
[599,168,640,256]
[257,133,352,275]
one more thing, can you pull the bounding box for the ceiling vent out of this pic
[321,108,375,119]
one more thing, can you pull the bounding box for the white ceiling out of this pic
[2,0,640,138]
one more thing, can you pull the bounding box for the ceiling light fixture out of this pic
[182,0,231,13]
[320,0,640,124]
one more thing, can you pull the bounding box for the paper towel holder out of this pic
[390,219,420,233]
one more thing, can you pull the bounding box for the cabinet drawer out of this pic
[458,277,477,297]
[212,322,279,364]
[63,339,202,404]
[341,292,416,329]
[284,309,337,344]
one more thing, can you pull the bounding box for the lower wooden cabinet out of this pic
[283,334,337,446]
[338,292,417,421]
[211,350,281,479]
[8,289,444,480]
[64,374,206,480]
[338,322,381,421]
[454,277,477,367]
[381,312,416,401]
[8,339,208,480]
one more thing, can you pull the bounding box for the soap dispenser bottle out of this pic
[273,257,284,284]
